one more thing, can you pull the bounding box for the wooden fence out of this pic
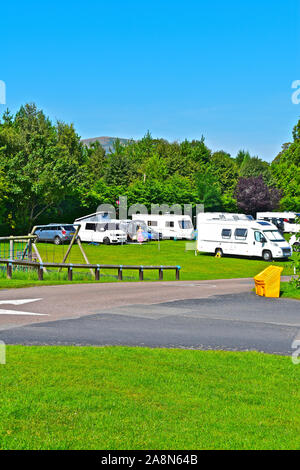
[0,258,181,281]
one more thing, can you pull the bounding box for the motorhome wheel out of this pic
[262,250,272,261]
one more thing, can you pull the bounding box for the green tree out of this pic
[196,171,223,211]
[0,103,86,232]
[272,119,300,211]
[239,156,273,185]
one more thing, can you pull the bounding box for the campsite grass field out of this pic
[0,240,294,288]
[0,345,299,450]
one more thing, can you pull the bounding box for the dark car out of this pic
[34,224,77,245]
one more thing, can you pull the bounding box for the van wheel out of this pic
[215,248,223,257]
[262,250,272,261]
[103,237,110,245]
[54,236,62,245]
[293,243,300,252]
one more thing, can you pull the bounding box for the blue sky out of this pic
[1,0,300,161]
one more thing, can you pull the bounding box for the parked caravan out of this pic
[74,216,126,245]
[119,220,149,242]
[196,215,292,261]
[131,214,194,239]
[256,212,300,233]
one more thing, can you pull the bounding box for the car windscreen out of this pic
[263,230,285,242]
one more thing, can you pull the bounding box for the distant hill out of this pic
[81,136,131,153]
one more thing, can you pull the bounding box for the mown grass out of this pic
[281,282,300,300]
[0,345,299,450]
[0,240,294,288]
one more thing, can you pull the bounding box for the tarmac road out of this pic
[0,277,298,355]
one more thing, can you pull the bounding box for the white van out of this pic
[75,220,127,245]
[132,214,194,240]
[257,212,300,233]
[197,216,292,261]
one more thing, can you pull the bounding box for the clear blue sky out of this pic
[1,0,300,161]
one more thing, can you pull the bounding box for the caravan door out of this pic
[252,230,267,257]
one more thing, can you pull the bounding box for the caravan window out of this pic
[165,221,174,228]
[234,228,248,240]
[148,221,158,227]
[221,229,232,239]
[179,220,193,229]
[86,223,96,231]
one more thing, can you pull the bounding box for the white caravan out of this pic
[74,213,126,244]
[257,212,300,233]
[196,215,292,261]
[131,214,194,239]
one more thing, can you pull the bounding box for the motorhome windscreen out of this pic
[179,220,193,229]
[263,230,285,242]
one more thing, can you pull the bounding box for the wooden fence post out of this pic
[176,266,180,281]
[95,265,100,281]
[68,265,73,281]
[159,267,163,281]
[139,266,144,281]
[7,262,12,279]
[118,266,123,281]
[28,239,32,261]
[38,264,44,281]
[9,237,14,260]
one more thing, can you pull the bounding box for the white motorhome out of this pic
[197,214,292,261]
[74,212,126,244]
[132,214,194,240]
[257,212,300,233]
[197,212,254,223]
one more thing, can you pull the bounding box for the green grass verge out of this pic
[0,240,294,288]
[0,346,299,450]
[281,282,300,300]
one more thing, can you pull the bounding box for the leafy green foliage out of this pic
[0,104,299,234]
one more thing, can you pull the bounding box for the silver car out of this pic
[34,224,76,245]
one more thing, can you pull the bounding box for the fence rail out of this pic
[0,258,181,281]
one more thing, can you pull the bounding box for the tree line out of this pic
[0,103,299,234]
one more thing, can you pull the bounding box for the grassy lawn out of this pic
[0,240,294,288]
[281,282,300,300]
[0,345,299,450]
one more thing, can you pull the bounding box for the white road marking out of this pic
[0,298,42,306]
[0,310,48,316]
[0,298,47,316]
